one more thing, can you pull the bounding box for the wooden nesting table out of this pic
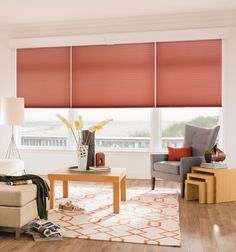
[185,166,236,203]
[48,168,127,213]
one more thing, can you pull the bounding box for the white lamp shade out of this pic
[1,97,24,125]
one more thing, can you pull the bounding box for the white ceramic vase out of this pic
[77,144,89,171]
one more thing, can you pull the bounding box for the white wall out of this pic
[1,13,236,178]
[222,29,236,166]
[19,149,150,178]
[0,36,15,157]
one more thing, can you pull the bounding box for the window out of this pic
[19,108,221,151]
[19,109,70,148]
[161,107,221,150]
[19,108,151,150]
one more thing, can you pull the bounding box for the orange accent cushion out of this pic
[168,146,192,161]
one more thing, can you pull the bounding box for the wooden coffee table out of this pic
[48,168,127,213]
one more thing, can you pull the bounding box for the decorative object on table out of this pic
[96,152,105,167]
[56,114,112,171]
[69,166,111,173]
[77,144,89,171]
[82,130,95,169]
[211,144,226,162]
[1,97,24,160]
[204,149,213,163]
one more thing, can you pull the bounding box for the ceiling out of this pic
[0,0,236,26]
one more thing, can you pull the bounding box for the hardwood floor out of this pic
[0,179,236,252]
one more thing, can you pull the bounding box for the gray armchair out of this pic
[151,124,220,197]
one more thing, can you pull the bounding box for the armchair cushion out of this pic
[168,146,192,161]
[154,161,180,175]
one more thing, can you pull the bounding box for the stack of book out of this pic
[23,220,63,241]
[200,162,228,169]
[89,166,111,173]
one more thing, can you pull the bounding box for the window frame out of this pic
[17,108,152,152]
[17,107,222,152]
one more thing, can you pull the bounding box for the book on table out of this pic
[200,162,228,169]
[89,166,111,172]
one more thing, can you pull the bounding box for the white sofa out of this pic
[0,159,48,239]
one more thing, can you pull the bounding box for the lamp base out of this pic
[5,135,21,160]
[4,126,26,174]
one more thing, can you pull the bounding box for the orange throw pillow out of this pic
[168,146,192,161]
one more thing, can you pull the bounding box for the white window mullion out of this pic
[150,108,162,152]
[67,109,76,149]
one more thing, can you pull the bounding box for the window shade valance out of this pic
[17,40,222,108]
[72,43,155,108]
[155,39,222,107]
[17,47,70,108]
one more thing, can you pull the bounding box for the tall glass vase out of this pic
[77,144,89,171]
[82,130,95,169]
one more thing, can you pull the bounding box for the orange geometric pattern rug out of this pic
[49,186,180,247]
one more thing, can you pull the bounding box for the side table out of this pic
[185,172,214,203]
[185,179,206,203]
[192,166,236,203]
[185,166,236,203]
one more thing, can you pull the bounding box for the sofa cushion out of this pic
[154,161,180,175]
[0,183,37,207]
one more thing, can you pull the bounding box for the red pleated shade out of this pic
[156,40,222,107]
[17,47,70,108]
[72,43,155,108]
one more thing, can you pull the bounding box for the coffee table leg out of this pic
[63,180,68,198]
[121,176,126,201]
[113,181,120,213]
[49,178,54,209]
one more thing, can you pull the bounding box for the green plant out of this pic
[204,149,213,155]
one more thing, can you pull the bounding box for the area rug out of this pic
[48,186,180,247]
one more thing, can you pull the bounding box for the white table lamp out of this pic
[1,97,24,159]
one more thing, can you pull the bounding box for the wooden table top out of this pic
[48,168,127,181]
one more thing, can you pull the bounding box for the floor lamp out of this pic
[1,97,24,159]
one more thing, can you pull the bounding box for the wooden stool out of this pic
[185,180,206,203]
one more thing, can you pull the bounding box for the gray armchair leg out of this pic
[151,177,156,190]
[15,228,21,240]
[180,182,185,198]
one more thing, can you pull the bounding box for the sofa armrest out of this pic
[150,153,168,173]
[180,156,203,181]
